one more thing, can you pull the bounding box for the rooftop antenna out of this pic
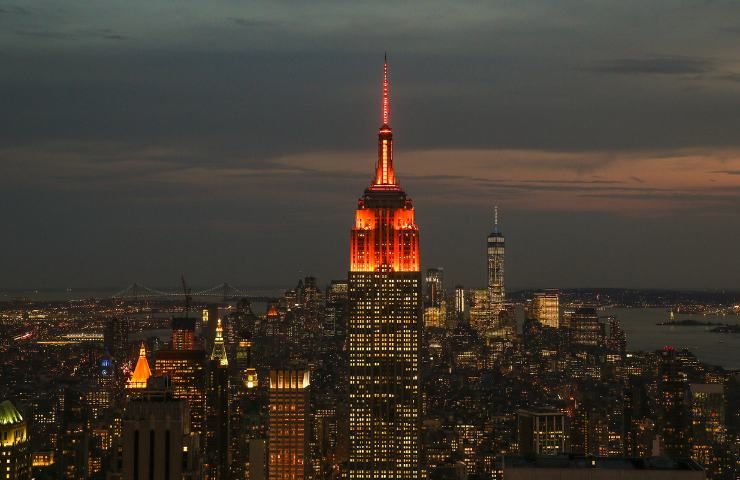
[383,52,390,126]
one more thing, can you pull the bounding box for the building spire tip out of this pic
[382,54,390,126]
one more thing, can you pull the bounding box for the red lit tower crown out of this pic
[350,55,420,272]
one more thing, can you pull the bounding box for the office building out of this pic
[517,408,568,456]
[269,370,309,480]
[206,319,230,479]
[348,57,422,480]
[116,378,200,480]
[425,268,444,307]
[325,280,349,336]
[658,347,690,459]
[0,400,30,480]
[689,383,727,478]
[172,317,197,351]
[487,206,505,306]
[104,317,130,362]
[154,349,207,441]
[531,290,559,328]
[569,308,604,347]
[454,285,465,317]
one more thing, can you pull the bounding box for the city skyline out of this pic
[3,1,740,289]
[2,5,740,478]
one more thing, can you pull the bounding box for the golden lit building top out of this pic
[269,369,310,390]
[127,342,152,389]
[0,400,27,447]
[210,318,229,367]
[245,367,258,389]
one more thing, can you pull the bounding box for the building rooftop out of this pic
[503,455,703,472]
[127,342,152,389]
[0,400,23,426]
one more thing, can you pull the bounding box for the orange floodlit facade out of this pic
[127,342,151,389]
[350,56,420,273]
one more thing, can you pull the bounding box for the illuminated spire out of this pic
[383,52,390,126]
[373,54,397,187]
[494,206,499,233]
[211,318,229,367]
[127,342,151,389]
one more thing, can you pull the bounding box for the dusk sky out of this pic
[2,1,740,291]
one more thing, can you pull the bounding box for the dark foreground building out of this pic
[502,455,705,480]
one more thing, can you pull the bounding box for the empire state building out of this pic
[348,56,422,480]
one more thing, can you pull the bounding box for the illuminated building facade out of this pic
[531,290,559,328]
[348,57,422,480]
[269,370,309,480]
[127,343,152,390]
[517,408,568,456]
[0,400,30,480]
[202,305,220,349]
[689,383,727,478]
[172,317,197,351]
[424,268,446,329]
[207,319,230,479]
[104,317,130,362]
[568,308,604,347]
[325,280,349,336]
[606,316,627,358]
[487,206,505,306]
[154,349,207,442]
[468,288,491,335]
[658,347,690,459]
[454,285,465,317]
[425,268,444,307]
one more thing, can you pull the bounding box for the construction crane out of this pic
[181,274,192,317]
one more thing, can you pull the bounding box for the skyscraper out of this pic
[172,316,197,351]
[487,206,505,306]
[116,377,201,480]
[154,349,207,444]
[104,317,130,362]
[424,268,445,329]
[425,268,444,307]
[0,400,30,480]
[531,290,560,328]
[658,347,690,459]
[568,307,604,347]
[517,408,568,456]
[348,56,422,480]
[268,370,309,480]
[207,319,230,479]
[454,285,465,317]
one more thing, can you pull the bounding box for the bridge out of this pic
[111,282,278,302]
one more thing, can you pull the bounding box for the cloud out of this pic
[230,17,276,28]
[587,55,714,75]
[0,5,29,15]
[712,169,740,175]
[11,28,127,41]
